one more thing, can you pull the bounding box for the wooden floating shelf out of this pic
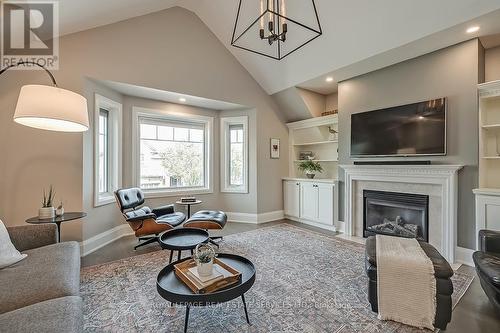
[293,140,338,146]
[481,124,500,129]
[294,160,338,162]
[482,156,500,159]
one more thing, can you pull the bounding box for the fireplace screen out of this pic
[363,190,429,241]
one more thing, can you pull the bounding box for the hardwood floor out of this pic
[81,220,500,332]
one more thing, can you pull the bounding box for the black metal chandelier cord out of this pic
[0,61,58,87]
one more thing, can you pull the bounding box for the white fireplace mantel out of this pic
[340,164,463,262]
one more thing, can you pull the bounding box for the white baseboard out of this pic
[455,246,475,267]
[227,210,284,224]
[258,210,284,223]
[80,224,133,257]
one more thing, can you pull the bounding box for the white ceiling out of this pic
[56,0,500,95]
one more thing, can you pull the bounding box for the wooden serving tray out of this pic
[174,258,241,294]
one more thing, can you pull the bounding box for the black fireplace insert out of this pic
[363,190,429,241]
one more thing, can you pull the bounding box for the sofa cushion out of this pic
[0,241,80,314]
[473,251,500,288]
[0,220,27,269]
[0,296,83,333]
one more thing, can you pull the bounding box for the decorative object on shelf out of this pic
[193,243,216,277]
[299,151,314,160]
[0,61,88,132]
[298,160,323,179]
[328,126,338,141]
[270,138,280,159]
[231,0,322,60]
[39,185,56,219]
[322,109,338,117]
[56,202,65,217]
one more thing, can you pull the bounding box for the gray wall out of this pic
[338,39,482,249]
[485,45,500,82]
[0,7,288,241]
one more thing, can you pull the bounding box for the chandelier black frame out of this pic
[231,0,322,60]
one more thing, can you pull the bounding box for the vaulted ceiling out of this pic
[58,0,500,95]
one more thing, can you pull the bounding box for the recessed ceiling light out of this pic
[326,77,334,82]
[179,97,187,103]
[466,26,480,34]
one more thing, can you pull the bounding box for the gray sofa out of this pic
[0,224,83,332]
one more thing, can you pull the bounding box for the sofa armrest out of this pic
[478,229,500,254]
[7,224,58,251]
[152,204,174,217]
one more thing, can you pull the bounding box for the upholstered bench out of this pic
[184,210,227,247]
[365,236,454,330]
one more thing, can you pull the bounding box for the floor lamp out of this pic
[0,61,88,132]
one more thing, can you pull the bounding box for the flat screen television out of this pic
[350,98,446,157]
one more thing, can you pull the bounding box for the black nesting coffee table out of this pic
[156,253,256,333]
[159,228,209,263]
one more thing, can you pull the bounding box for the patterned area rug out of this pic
[81,224,474,332]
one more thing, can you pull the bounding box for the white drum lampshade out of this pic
[13,85,89,132]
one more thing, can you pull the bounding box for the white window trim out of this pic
[94,94,122,207]
[132,106,214,198]
[220,116,249,193]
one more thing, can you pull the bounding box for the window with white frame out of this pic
[133,108,212,195]
[221,116,248,193]
[94,94,122,206]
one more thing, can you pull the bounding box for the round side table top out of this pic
[157,253,256,305]
[26,212,87,224]
[159,227,209,251]
[175,200,202,206]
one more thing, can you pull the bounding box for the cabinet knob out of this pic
[296,183,299,186]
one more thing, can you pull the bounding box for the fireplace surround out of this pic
[341,164,463,262]
[363,190,429,241]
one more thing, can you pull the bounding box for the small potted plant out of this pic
[298,160,323,179]
[39,185,56,219]
[193,243,216,277]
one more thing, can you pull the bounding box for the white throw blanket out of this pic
[376,235,436,330]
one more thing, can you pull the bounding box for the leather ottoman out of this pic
[184,210,227,247]
[365,236,454,330]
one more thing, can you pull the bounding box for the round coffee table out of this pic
[159,228,209,263]
[157,253,255,333]
[26,212,86,242]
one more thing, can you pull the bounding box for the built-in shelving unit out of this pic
[286,114,339,179]
[478,80,500,189]
[474,80,500,245]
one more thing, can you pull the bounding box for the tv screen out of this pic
[350,98,446,157]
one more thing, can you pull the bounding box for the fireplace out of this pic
[363,190,429,241]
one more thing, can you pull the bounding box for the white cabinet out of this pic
[317,184,334,225]
[474,189,500,249]
[300,182,318,221]
[284,181,300,218]
[284,179,337,229]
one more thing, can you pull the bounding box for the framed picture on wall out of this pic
[270,138,280,159]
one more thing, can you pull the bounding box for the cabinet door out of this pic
[284,181,300,217]
[300,182,318,221]
[317,184,334,225]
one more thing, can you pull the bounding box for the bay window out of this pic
[133,108,212,196]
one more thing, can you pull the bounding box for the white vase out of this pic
[39,207,55,219]
[197,260,214,277]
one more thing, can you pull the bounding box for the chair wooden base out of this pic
[135,235,160,250]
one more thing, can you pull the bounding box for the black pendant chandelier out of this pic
[231,0,322,60]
